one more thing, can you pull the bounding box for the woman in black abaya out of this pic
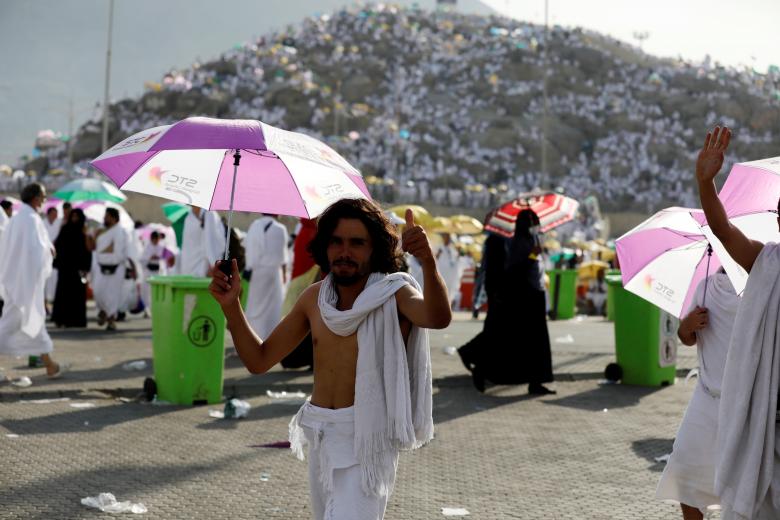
[458,209,555,394]
[52,208,93,327]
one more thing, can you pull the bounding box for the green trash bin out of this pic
[547,269,577,320]
[605,274,622,322]
[149,275,226,405]
[610,279,678,386]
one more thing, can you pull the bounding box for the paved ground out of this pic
[0,310,704,519]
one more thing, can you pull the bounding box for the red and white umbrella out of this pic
[485,192,579,237]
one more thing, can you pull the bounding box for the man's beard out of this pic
[330,260,365,286]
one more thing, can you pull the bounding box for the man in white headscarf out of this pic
[696,126,780,520]
[209,199,452,520]
[43,206,62,307]
[244,214,289,339]
[0,183,64,377]
[656,268,740,519]
[91,207,129,331]
[178,206,225,277]
[140,231,171,312]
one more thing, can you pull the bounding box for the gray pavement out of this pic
[0,310,703,519]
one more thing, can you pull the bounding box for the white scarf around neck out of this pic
[291,271,433,496]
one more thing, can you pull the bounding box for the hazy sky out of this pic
[483,0,779,71]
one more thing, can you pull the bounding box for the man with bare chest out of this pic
[210,198,452,519]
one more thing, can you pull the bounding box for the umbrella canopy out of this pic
[698,155,780,294]
[52,178,127,203]
[387,204,435,228]
[43,198,133,230]
[577,260,611,280]
[138,223,179,253]
[449,214,484,235]
[162,201,189,223]
[90,117,369,219]
[485,192,579,237]
[616,207,720,318]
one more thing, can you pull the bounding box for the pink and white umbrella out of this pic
[90,117,370,268]
[699,156,780,294]
[616,207,720,318]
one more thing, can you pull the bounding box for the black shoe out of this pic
[472,367,486,393]
[457,348,474,373]
[528,384,557,395]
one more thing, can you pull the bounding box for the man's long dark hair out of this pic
[308,198,403,275]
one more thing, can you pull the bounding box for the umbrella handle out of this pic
[219,149,241,278]
[702,244,713,307]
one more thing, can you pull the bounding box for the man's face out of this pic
[46,209,57,223]
[327,218,373,286]
[103,212,117,228]
[151,236,159,245]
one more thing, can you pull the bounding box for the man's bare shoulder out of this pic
[297,281,323,309]
[394,283,422,302]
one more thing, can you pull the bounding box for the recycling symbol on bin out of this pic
[188,316,217,347]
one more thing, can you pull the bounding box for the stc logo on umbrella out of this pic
[147,166,199,203]
[644,274,676,302]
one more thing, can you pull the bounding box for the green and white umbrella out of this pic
[52,178,127,203]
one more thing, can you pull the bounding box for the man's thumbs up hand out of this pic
[401,208,434,264]
[405,208,415,228]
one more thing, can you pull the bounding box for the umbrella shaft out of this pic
[224,150,241,261]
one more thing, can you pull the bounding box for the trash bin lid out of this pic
[148,275,212,289]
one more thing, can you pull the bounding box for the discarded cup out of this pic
[442,507,470,516]
[70,402,96,409]
[442,346,457,356]
[208,409,225,419]
[11,376,32,388]
[227,398,251,419]
[122,360,147,371]
[81,493,147,514]
[654,454,671,463]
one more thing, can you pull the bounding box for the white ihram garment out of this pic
[0,204,54,355]
[178,209,224,277]
[91,225,128,318]
[244,216,288,339]
[716,244,780,520]
[289,272,433,518]
[435,244,459,304]
[656,272,739,511]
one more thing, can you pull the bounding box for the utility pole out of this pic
[540,0,549,189]
[333,79,341,138]
[67,96,75,165]
[101,0,115,153]
[633,31,649,52]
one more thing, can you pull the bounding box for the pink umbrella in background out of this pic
[90,117,370,274]
[138,223,179,253]
[485,192,579,237]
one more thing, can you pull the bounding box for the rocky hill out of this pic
[43,4,780,212]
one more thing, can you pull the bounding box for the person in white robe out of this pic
[91,208,129,330]
[244,214,289,339]
[178,206,225,277]
[118,222,144,317]
[0,183,64,377]
[695,126,780,519]
[43,206,61,305]
[140,231,170,313]
[435,233,460,306]
[656,270,739,519]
